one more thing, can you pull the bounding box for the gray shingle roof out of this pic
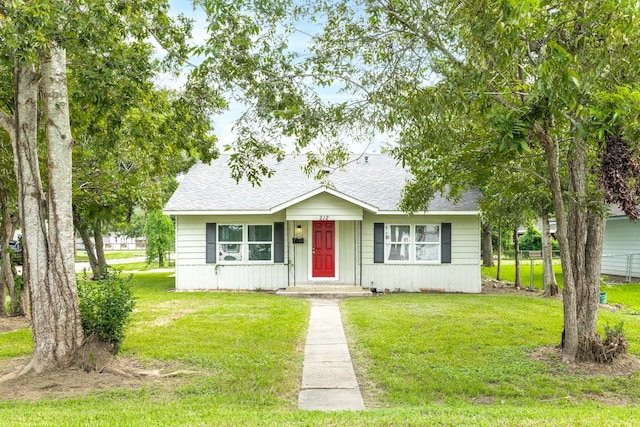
[164,154,480,213]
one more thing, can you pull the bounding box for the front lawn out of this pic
[2,273,640,425]
[343,293,640,405]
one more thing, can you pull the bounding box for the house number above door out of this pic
[319,215,329,220]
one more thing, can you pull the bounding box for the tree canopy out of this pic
[0,0,220,375]
[195,0,640,362]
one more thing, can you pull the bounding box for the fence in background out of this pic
[495,250,561,260]
[490,251,640,287]
[601,253,640,283]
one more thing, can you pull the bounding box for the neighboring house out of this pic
[75,235,146,251]
[601,205,640,282]
[163,154,481,293]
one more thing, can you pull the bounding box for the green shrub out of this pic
[145,210,174,267]
[77,269,136,353]
[519,226,560,251]
[518,226,542,251]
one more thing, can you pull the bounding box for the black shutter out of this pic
[206,223,216,263]
[374,223,384,263]
[274,222,284,263]
[441,222,451,264]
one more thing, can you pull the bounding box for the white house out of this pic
[164,154,481,293]
[601,205,640,282]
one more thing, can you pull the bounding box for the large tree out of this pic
[71,83,217,279]
[196,0,640,362]
[0,132,24,316]
[312,0,640,362]
[478,167,539,287]
[0,0,217,376]
[0,2,83,372]
[66,1,218,279]
[144,210,174,267]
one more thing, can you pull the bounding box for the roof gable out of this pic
[164,154,480,214]
[271,187,379,213]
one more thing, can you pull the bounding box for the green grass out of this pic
[75,250,146,262]
[342,294,640,406]
[482,260,564,289]
[126,273,309,405]
[110,260,175,271]
[0,328,31,359]
[75,260,175,273]
[602,283,640,312]
[3,272,640,425]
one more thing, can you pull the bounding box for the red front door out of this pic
[312,221,335,277]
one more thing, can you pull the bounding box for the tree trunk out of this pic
[11,49,84,374]
[17,274,29,317]
[579,212,606,340]
[536,123,578,362]
[0,184,13,317]
[0,74,22,316]
[41,46,84,367]
[481,220,494,267]
[14,60,53,370]
[73,210,100,279]
[541,211,558,296]
[0,181,21,316]
[94,220,107,277]
[0,250,5,317]
[513,227,521,288]
[0,263,4,317]
[496,219,502,281]
[564,136,606,358]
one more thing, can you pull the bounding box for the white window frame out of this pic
[383,224,441,263]
[415,224,441,263]
[218,224,244,262]
[217,223,274,264]
[247,224,273,262]
[384,224,412,262]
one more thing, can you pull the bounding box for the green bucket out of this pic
[599,292,607,304]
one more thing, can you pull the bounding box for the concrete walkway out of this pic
[298,299,365,411]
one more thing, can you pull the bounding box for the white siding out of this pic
[338,221,359,284]
[363,264,480,293]
[175,214,288,290]
[286,193,363,220]
[288,220,309,284]
[176,214,285,265]
[601,218,640,279]
[175,264,289,291]
[361,213,481,293]
[173,211,481,292]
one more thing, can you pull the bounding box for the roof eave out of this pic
[163,209,273,216]
[376,210,480,216]
[270,187,380,213]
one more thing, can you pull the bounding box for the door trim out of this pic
[309,220,339,281]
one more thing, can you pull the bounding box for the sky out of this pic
[159,2,238,144]
[161,1,381,154]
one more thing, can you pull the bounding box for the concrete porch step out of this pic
[277,284,372,298]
